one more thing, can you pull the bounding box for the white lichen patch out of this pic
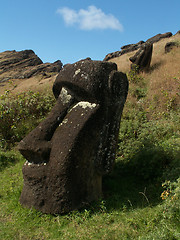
[68,101,97,114]
[75,101,97,109]
[59,118,68,126]
[73,69,81,77]
[25,160,47,167]
[81,73,88,80]
[59,87,72,105]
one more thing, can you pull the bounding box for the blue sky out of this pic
[0,0,179,65]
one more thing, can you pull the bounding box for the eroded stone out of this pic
[18,58,128,214]
[129,43,153,72]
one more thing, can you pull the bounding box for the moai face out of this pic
[18,59,128,214]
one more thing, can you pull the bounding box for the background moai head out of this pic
[129,43,153,72]
[18,58,128,214]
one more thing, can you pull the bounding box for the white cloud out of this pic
[57,5,123,31]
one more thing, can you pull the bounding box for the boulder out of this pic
[18,58,128,214]
[129,43,153,72]
[104,32,173,61]
[104,51,122,61]
[146,32,172,44]
[22,60,63,78]
[121,41,145,51]
[104,41,145,61]
[165,42,179,53]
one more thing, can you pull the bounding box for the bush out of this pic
[127,65,143,84]
[118,108,180,181]
[0,90,55,149]
[161,178,180,225]
[0,150,23,171]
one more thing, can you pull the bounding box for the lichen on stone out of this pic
[59,87,72,105]
[75,101,97,109]
[73,69,81,77]
[59,118,68,126]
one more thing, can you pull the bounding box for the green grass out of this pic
[0,154,179,240]
[0,74,180,239]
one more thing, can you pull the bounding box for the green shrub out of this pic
[118,108,180,181]
[0,150,23,171]
[132,87,147,100]
[161,178,180,226]
[0,90,55,149]
[127,65,144,84]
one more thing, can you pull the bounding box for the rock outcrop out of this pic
[18,58,128,214]
[104,32,173,61]
[0,50,62,83]
[104,41,145,61]
[146,32,172,44]
[129,43,153,72]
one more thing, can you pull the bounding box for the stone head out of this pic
[18,58,128,214]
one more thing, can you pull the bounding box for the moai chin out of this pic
[18,59,128,214]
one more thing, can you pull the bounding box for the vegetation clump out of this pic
[0,35,180,239]
[0,90,55,149]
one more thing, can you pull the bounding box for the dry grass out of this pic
[0,75,56,95]
[110,34,180,114]
[110,34,180,73]
[109,51,134,73]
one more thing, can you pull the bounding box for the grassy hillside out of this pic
[110,34,180,116]
[0,35,180,239]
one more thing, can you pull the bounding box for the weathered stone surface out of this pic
[22,60,63,78]
[165,42,179,53]
[0,50,42,72]
[146,32,172,44]
[129,43,153,72]
[18,58,128,214]
[0,50,62,82]
[103,51,122,61]
[104,41,145,61]
[121,41,145,51]
[104,32,173,61]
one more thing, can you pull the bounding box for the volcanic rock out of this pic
[165,42,179,53]
[104,32,173,61]
[0,50,62,83]
[18,58,128,214]
[104,41,145,61]
[146,32,172,44]
[129,43,153,72]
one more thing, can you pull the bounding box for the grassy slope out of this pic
[0,73,57,96]
[110,34,180,115]
[0,35,180,239]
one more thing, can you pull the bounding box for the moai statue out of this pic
[129,43,153,72]
[18,58,128,214]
